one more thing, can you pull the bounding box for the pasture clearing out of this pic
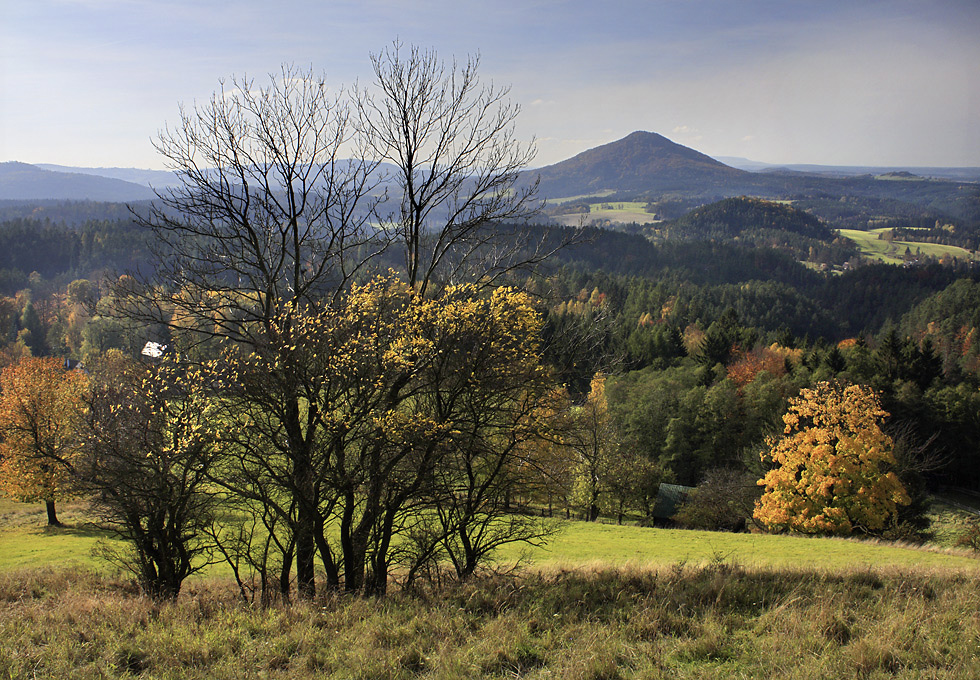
[839,228,978,265]
[3,498,977,577]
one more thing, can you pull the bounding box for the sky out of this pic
[1,0,978,170]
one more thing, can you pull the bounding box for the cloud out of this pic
[672,126,703,143]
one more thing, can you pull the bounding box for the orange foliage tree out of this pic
[0,356,88,525]
[754,381,909,535]
[726,343,801,388]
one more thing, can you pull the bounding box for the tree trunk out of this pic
[279,543,294,601]
[589,503,599,522]
[314,519,341,590]
[343,539,366,593]
[458,529,480,581]
[340,498,370,593]
[365,508,398,596]
[286,400,317,599]
[45,499,62,527]
[295,505,317,599]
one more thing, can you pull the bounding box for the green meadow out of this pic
[545,190,617,205]
[3,498,977,577]
[839,228,978,265]
[0,499,119,572]
[548,198,660,226]
[518,520,979,572]
[582,201,658,224]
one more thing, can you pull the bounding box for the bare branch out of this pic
[357,42,545,297]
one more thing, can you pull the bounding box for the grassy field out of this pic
[548,199,660,226]
[0,499,122,572]
[3,497,980,678]
[581,201,658,225]
[839,228,978,265]
[545,191,617,205]
[3,498,978,577]
[518,520,979,572]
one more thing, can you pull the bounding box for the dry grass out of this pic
[2,561,980,679]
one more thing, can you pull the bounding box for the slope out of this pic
[0,162,156,201]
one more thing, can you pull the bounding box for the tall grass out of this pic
[2,561,979,679]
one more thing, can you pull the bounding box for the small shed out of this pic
[651,483,695,524]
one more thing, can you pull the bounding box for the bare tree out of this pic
[135,64,382,342]
[357,42,543,298]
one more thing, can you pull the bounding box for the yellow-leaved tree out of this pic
[0,356,88,526]
[204,274,557,597]
[567,373,618,522]
[754,381,909,535]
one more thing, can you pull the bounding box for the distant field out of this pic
[840,228,978,265]
[545,190,616,205]
[586,201,655,223]
[551,200,659,226]
[3,498,977,577]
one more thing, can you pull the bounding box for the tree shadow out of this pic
[40,521,115,540]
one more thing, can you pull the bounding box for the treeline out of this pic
[891,223,980,251]
[534,281,980,537]
[0,199,150,225]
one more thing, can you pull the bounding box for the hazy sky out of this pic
[2,0,978,170]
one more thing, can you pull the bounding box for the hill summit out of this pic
[667,196,834,241]
[0,162,155,201]
[532,131,746,198]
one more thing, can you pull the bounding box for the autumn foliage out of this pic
[0,356,88,525]
[726,343,802,388]
[754,382,909,535]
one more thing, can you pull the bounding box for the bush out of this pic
[955,521,980,552]
[672,468,759,531]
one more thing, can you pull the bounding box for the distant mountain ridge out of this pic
[714,157,980,182]
[34,164,179,188]
[0,162,156,201]
[5,132,978,219]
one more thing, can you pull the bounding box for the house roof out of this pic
[652,483,695,519]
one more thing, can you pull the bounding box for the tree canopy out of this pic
[754,381,909,535]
